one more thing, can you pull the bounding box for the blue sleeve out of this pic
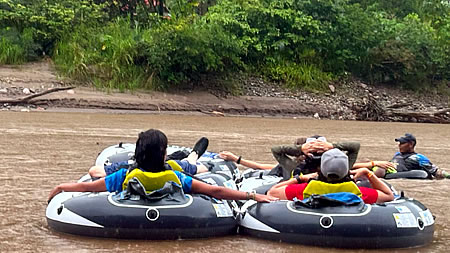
[416,154,432,167]
[104,169,127,192]
[175,160,198,174]
[392,152,400,160]
[174,170,193,193]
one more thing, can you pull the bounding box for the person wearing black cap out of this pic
[267,149,394,204]
[385,133,450,179]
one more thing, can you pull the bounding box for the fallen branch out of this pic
[0,86,75,104]
[200,110,225,116]
[386,109,450,123]
[385,102,410,109]
[354,93,450,123]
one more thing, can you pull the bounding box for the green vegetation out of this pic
[1,0,449,92]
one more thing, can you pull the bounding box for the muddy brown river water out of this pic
[0,111,449,252]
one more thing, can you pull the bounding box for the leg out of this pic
[183,152,209,174]
[186,151,199,164]
[89,165,106,178]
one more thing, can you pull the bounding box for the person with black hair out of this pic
[267,149,394,204]
[271,136,360,180]
[88,137,210,178]
[48,129,278,203]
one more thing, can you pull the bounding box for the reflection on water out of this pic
[0,111,449,252]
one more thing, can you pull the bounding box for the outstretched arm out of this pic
[351,168,394,203]
[48,178,107,202]
[219,151,275,170]
[267,173,317,200]
[352,161,395,170]
[191,179,278,202]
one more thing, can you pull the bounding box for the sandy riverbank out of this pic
[0,61,448,122]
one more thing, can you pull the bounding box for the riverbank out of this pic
[0,61,448,122]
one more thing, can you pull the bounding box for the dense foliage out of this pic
[1,0,449,92]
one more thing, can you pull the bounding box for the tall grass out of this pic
[53,19,148,91]
[0,38,25,64]
[266,62,333,92]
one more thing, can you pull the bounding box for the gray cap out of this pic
[320,148,349,181]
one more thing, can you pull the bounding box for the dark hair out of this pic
[134,129,168,172]
[295,137,307,145]
[317,171,353,184]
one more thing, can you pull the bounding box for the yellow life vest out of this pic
[122,164,182,193]
[303,180,362,199]
[166,159,183,172]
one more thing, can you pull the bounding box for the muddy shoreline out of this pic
[1,61,448,122]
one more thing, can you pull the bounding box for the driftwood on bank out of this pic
[386,108,450,123]
[355,94,450,123]
[0,86,75,105]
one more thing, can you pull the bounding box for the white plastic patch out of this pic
[217,169,232,178]
[394,206,412,213]
[212,203,233,217]
[240,212,280,233]
[203,178,218,186]
[393,213,418,228]
[223,179,237,190]
[419,209,434,226]
[219,164,229,171]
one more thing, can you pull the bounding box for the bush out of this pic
[366,13,448,89]
[138,17,244,87]
[0,0,108,60]
[3,0,448,92]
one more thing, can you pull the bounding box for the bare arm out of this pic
[351,168,394,203]
[333,141,360,168]
[267,173,317,200]
[48,178,107,202]
[219,151,275,170]
[191,179,278,202]
[267,178,297,200]
[352,161,395,170]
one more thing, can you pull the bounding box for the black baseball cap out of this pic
[395,133,416,145]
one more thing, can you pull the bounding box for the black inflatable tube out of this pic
[239,199,434,249]
[48,193,237,239]
[384,170,430,180]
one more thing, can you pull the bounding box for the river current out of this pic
[0,111,449,252]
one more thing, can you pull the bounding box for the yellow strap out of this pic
[166,160,184,172]
[303,180,362,199]
[122,169,182,193]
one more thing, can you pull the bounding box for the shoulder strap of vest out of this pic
[166,160,183,172]
[303,180,362,199]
